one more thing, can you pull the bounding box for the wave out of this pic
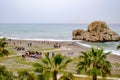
[76,41,92,48]
[5,37,79,42]
[1,37,120,56]
[104,50,120,56]
[76,41,120,56]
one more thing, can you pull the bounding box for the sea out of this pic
[0,24,120,55]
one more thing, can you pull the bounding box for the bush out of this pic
[0,65,15,80]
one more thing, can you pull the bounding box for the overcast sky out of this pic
[0,0,120,24]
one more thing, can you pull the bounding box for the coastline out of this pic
[6,38,120,55]
[4,38,120,76]
[6,38,89,57]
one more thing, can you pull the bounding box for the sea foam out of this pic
[76,41,120,56]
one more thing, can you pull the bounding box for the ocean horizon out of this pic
[0,23,120,55]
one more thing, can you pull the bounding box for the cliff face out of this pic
[72,21,120,42]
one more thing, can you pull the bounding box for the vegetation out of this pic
[0,39,119,80]
[0,38,9,57]
[17,69,37,80]
[0,65,15,80]
[33,53,73,80]
[77,47,112,80]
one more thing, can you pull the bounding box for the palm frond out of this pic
[59,72,74,80]
[53,54,63,66]
[43,71,53,80]
[42,54,52,65]
[33,63,43,73]
[59,56,72,69]
[77,47,112,80]
[33,53,73,80]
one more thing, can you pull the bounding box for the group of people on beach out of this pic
[22,51,42,59]
[15,47,25,51]
[27,43,32,47]
[7,39,77,59]
[22,51,56,59]
[53,42,61,48]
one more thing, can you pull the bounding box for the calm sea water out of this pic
[0,24,88,40]
[0,24,120,55]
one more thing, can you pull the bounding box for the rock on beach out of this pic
[72,21,120,42]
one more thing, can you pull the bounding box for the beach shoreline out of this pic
[6,38,89,54]
[6,38,120,57]
[4,38,120,76]
[6,38,120,55]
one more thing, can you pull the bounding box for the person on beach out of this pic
[22,54,26,59]
[27,43,29,47]
[29,43,32,47]
[13,42,15,45]
[27,43,32,47]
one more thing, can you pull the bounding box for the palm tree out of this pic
[77,47,111,80]
[34,53,73,80]
[0,38,9,57]
[18,69,37,80]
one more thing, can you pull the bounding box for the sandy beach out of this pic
[6,39,89,56]
[6,39,120,76]
[6,39,120,62]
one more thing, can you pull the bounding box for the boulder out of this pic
[72,29,84,40]
[72,21,120,42]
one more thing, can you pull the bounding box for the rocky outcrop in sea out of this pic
[72,21,120,42]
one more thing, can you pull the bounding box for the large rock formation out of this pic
[72,21,120,42]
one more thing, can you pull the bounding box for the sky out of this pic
[0,0,120,24]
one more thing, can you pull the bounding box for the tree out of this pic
[77,47,111,80]
[33,53,73,80]
[18,69,37,80]
[0,38,9,57]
